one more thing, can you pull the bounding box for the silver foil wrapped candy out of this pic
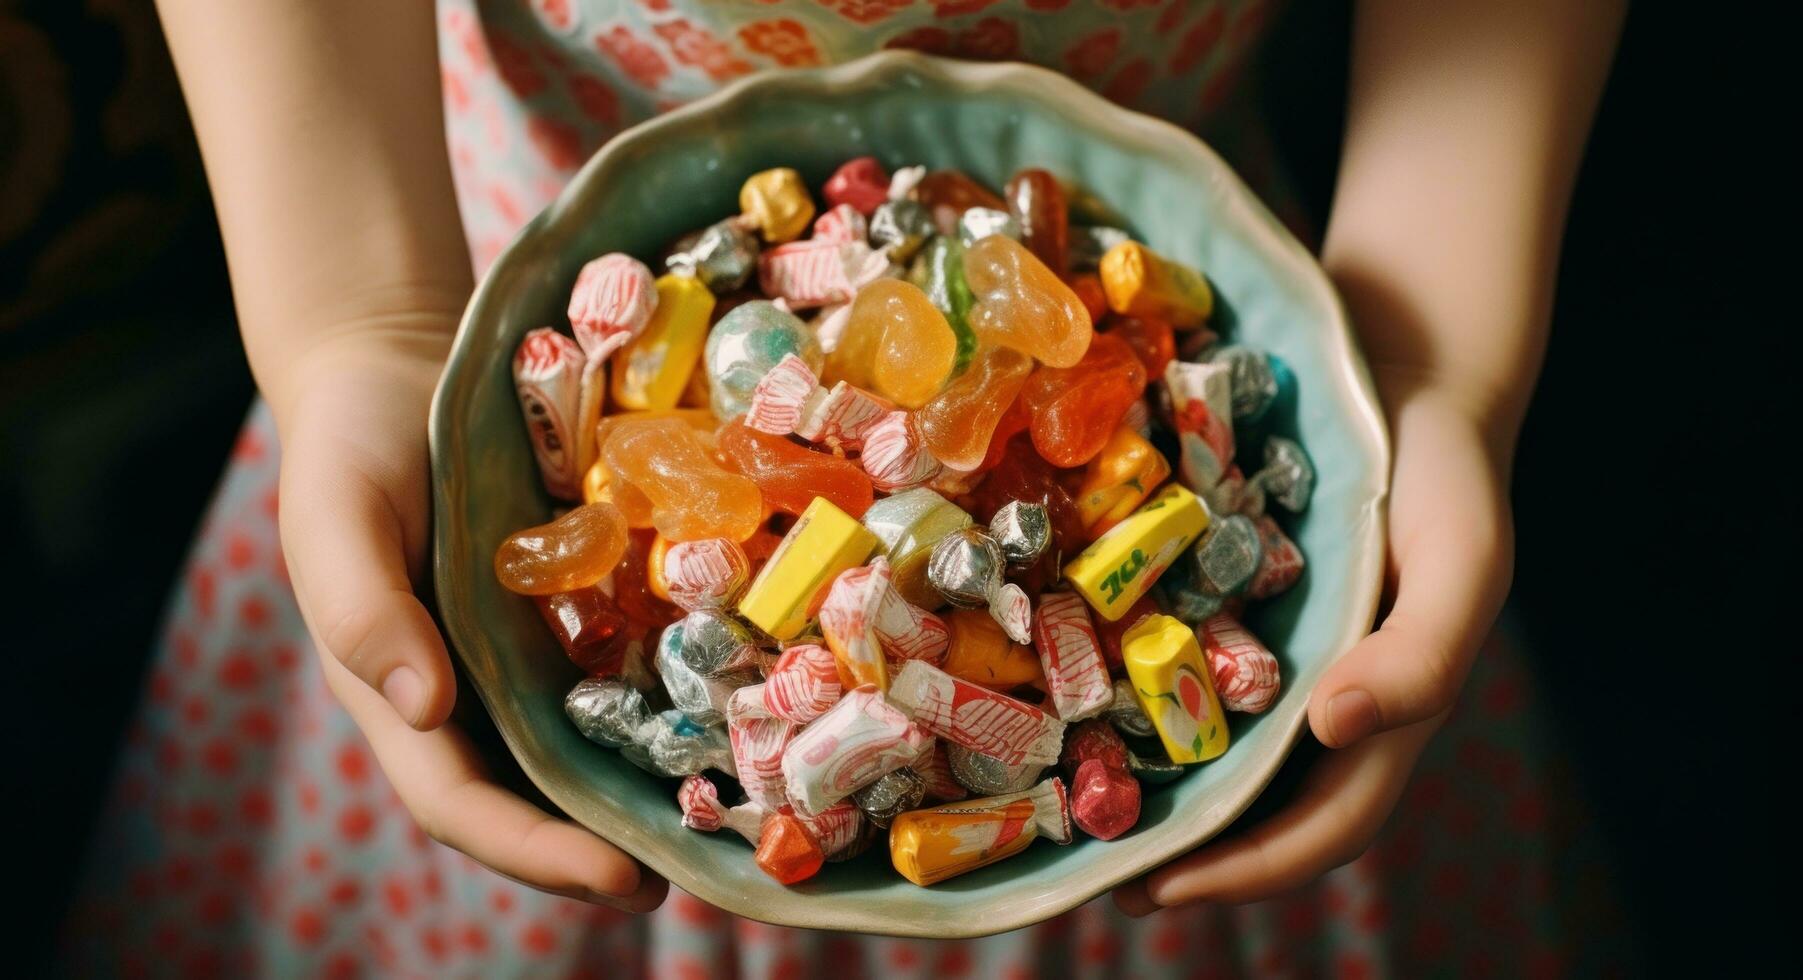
[946,744,1042,797]
[851,768,927,828]
[667,219,759,293]
[868,200,935,264]
[956,207,1021,246]
[1102,678,1158,740]
[656,622,756,727]
[988,500,1051,568]
[1211,346,1280,422]
[926,525,1004,609]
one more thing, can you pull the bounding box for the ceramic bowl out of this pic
[430,50,1388,939]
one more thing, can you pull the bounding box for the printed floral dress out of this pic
[64,2,1627,976]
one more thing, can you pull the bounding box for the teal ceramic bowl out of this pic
[430,51,1388,938]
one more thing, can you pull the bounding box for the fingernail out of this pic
[1326,689,1379,746]
[382,666,427,727]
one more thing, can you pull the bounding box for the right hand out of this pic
[273,318,666,912]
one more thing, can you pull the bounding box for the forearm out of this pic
[1323,0,1624,460]
[156,0,471,419]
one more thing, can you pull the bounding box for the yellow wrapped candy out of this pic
[1062,483,1208,621]
[611,275,715,411]
[1075,427,1172,539]
[939,609,1044,690]
[738,497,880,640]
[1121,614,1229,764]
[1098,241,1214,329]
[739,167,816,244]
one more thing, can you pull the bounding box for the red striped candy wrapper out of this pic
[1163,359,1235,494]
[861,411,943,491]
[661,537,751,612]
[1032,592,1113,722]
[811,203,868,245]
[823,156,891,215]
[677,774,770,844]
[762,643,843,724]
[567,253,658,362]
[745,353,892,449]
[1246,514,1305,599]
[887,660,1066,767]
[727,684,799,809]
[512,328,586,500]
[1200,613,1280,713]
[874,584,950,666]
[780,687,929,815]
[757,239,890,311]
[786,801,868,860]
[911,741,968,802]
[817,560,892,692]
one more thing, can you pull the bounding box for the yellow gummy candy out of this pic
[1121,614,1229,764]
[1062,482,1207,621]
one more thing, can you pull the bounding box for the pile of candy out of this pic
[498,158,1314,887]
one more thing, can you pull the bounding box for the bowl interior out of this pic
[431,52,1387,938]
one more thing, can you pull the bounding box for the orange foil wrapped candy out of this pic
[888,777,1072,886]
[512,328,587,501]
[754,811,825,885]
[493,502,628,596]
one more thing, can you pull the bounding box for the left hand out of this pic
[1115,376,1513,911]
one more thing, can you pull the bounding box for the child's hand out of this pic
[1115,373,1513,912]
[273,319,667,912]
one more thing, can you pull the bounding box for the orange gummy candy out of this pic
[493,502,628,596]
[963,236,1093,369]
[827,279,957,410]
[916,345,1034,472]
[717,419,875,518]
[1021,333,1147,468]
[603,417,763,542]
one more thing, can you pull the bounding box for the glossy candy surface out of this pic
[1075,427,1172,538]
[717,419,874,518]
[1021,333,1147,468]
[602,418,763,542]
[916,345,1033,471]
[705,301,823,420]
[907,236,977,372]
[494,502,628,596]
[1099,241,1214,328]
[612,274,716,411]
[1121,614,1229,764]
[739,168,816,243]
[533,586,632,675]
[826,279,957,409]
[1103,315,1176,378]
[964,236,1093,368]
[1004,168,1070,274]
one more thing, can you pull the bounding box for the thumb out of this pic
[278,422,456,731]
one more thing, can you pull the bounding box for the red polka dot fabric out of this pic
[64,3,1628,974]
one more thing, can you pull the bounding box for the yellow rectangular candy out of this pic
[1121,614,1229,764]
[611,274,715,410]
[738,497,880,640]
[1063,482,1207,621]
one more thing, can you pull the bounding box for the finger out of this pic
[280,428,455,730]
[1310,406,1512,747]
[1118,718,1437,910]
[322,649,667,911]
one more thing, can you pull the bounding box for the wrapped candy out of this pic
[494,503,628,596]
[656,622,756,727]
[817,559,893,691]
[611,274,716,411]
[957,207,1021,245]
[912,741,968,802]
[512,328,586,500]
[1094,595,1159,672]
[1126,747,1186,784]
[1099,240,1214,329]
[667,219,760,293]
[792,800,869,861]
[1248,436,1316,515]
[963,236,1093,368]
[1210,345,1279,422]
[677,609,767,676]
[811,203,867,245]
[727,684,798,810]
[859,411,942,492]
[887,164,927,202]
[1101,677,1158,740]
[887,660,1065,767]
[1247,514,1305,598]
[677,774,729,832]
[755,810,824,884]
[704,300,823,420]
[658,537,752,612]
[1075,427,1171,540]
[860,488,973,608]
[762,643,843,724]
[1032,591,1113,722]
[781,687,930,815]
[745,353,893,450]
[568,253,659,363]
[940,609,1044,691]
[1063,483,1209,621]
[1060,719,1141,840]
[945,744,1042,797]
[1200,613,1281,713]
[1176,512,1264,604]
[738,167,816,243]
[1163,359,1235,494]
[868,199,935,264]
[888,777,1071,886]
[533,586,632,675]
[823,156,890,215]
[737,497,881,641]
[1069,225,1131,272]
[565,677,737,777]
[757,239,891,311]
[989,501,1051,568]
[1121,614,1229,764]
[871,578,951,666]
[926,526,1032,644]
[852,768,927,828]
[910,169,1007,235]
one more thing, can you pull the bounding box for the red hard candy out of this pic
[1070,758,1140,841]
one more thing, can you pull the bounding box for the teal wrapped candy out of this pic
[703,300,823,419]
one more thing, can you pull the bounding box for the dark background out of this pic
[2,1,1786,973]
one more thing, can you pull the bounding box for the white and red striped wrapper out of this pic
[887,165,926,202]
[911,740,968,802]
[818,560,890,692]
[1204,464,1249,517]
[811,203,868,245]
[860,410,943,491]
[662,537,751,612]
[1164,360,1236,494]
[990,582,1034,647]
[1032,592,1114,722]
[745,353,892,450]
[887,660,1066,767]
[1200,613,1281,713]
[762,643,843,724]
[567,253,657,362]
[757,239,891,310]
[780,688,929,815]
[677,775,770,844]
[874,585,950,666]
[812,302,853,355]
[786,801,867,860]
[512,328,586,500]
[1246,514,1305,599]
[726,684,799,810]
